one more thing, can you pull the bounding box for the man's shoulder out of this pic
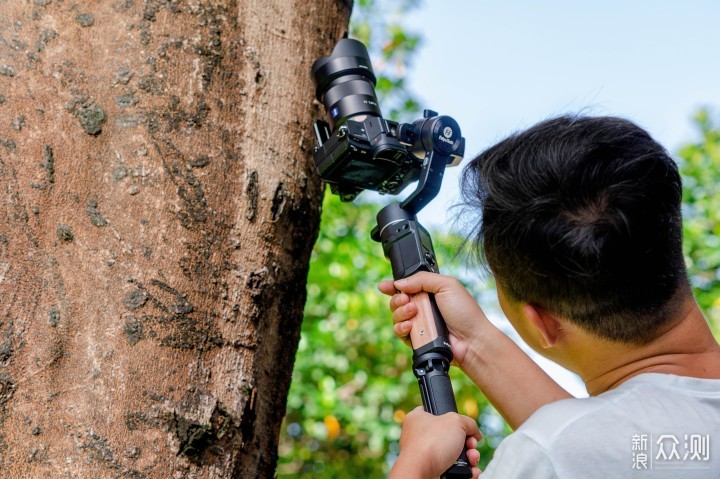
[518,373,720,449]
[483,375,720,478]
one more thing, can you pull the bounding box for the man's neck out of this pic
[575,299,720,396]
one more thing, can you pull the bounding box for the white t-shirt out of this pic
[482,373,720,478]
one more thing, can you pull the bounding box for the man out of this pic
[381,116,720,478]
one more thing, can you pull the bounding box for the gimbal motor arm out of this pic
[396,110,464,215]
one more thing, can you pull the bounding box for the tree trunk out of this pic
[0,1,349,477]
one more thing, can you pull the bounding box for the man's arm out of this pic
[460,318,571,429]
[380,272,571,429]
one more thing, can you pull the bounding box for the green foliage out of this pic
[277,194,502,477]
[679,108,720,333]
[350,0,423,121]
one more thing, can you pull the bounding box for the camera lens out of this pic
[311,39,382,129]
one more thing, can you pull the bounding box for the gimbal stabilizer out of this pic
[311,39,472,479]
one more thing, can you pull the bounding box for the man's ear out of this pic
[522,304,563,348]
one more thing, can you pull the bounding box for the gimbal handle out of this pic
[372,204,472,479]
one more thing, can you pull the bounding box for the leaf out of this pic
[679,107,720,332]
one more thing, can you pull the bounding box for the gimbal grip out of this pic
[372,202,472,478]
[411,292,472,479]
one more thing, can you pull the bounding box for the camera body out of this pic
[311,38,463,207]
[312,115,420,202]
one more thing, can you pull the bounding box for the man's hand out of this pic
[378,272,489,369]
[380,273,572,430]
[390,407,482,479]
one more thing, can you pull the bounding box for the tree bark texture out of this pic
[0,1,349,477]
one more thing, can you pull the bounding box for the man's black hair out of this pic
[461,115,689,344]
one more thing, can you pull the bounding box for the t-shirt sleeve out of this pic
[481,431,557,479]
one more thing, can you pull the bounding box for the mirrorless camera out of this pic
[310,38,463,205]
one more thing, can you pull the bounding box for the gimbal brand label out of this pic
[438,133,454,145]
[443,126,453,138]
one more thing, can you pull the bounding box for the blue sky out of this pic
[400,0,720,229]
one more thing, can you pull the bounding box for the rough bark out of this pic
[0,1,349,477]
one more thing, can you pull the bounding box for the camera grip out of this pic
[410,292,472,479]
